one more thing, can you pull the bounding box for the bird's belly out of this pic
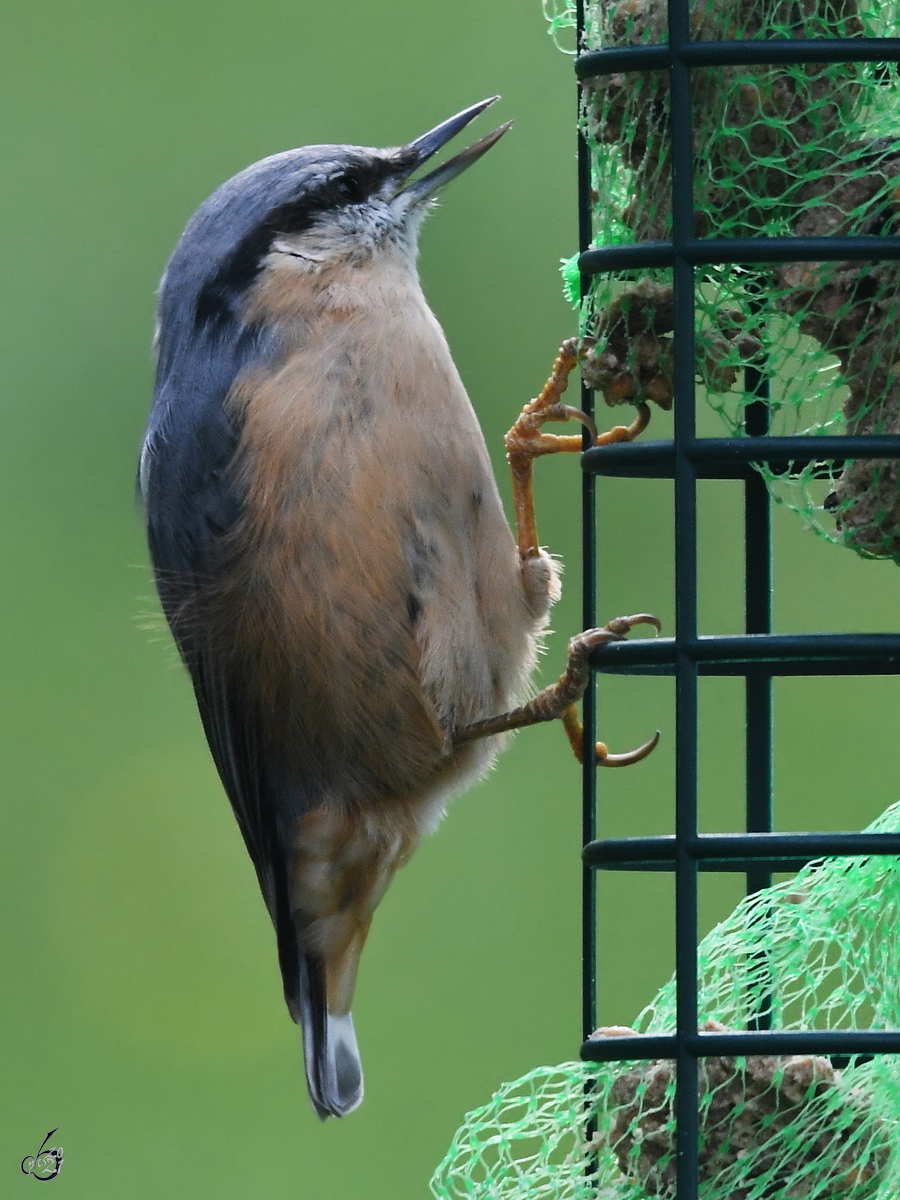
[408,482,535,729]
[226,317,546,814]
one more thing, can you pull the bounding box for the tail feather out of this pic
[294,951,364,1119]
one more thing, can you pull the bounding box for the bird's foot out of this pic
[453,613,660,767]
[506,338,651,560]
[505,339,595,464]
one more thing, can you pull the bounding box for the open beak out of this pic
[396,97,512,207]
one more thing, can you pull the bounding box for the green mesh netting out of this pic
[550,0,900,561]
[431,801,900,1199]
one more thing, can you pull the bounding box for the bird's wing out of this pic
[140,332,317,990]
[143,360,376,1116]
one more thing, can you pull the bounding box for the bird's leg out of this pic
[454,615,660,766]
[504,337,651,560]
[481,339,657,767]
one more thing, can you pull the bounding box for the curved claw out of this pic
[604,612,662,639]
[628,402,652,440]
[596,729,661,768]
[554,404,599,442]
[561,705,660,769]
[593,401,652,447]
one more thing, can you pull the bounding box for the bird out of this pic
[139,96,658,1119]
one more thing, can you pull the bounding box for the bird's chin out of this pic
[389,189,436,231]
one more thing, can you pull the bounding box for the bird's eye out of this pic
[333,174,366,205]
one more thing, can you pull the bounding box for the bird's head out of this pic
[157,97,510,345]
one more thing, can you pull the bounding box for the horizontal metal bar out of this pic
[581,1029,900,1062]
[579,235,900,274]
[582,437,900,479]
[583,438,900,475]
[590,856,814,872]
[582,1034,676,1060]
[579,241,675,271]
[576,44,672,76]
[576,37,900,80]
[596,632,900,662]
[582,453,805,481]
[599,657,900,677]
[591,633,900,677]
[583,832,900,869]
[690,436,900,462]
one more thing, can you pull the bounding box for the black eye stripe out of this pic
[267,170,374,235]
[193,159,400,329]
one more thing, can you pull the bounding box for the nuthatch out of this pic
[140,97,657,1119]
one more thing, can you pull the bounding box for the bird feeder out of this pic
[431,0,900,1197]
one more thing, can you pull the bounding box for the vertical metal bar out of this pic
[576,9,602,1191]
[744,375,773,880]
[669,0,699,1193]
[576,0,599,1051]
[744,365,774,1032]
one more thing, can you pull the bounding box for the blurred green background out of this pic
[3,2,900,1197]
